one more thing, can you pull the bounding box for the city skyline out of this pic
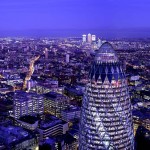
[0,33,149,150]
[0,0,150,38]
[0,1,150,149]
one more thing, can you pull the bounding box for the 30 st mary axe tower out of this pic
[79,42,134,150]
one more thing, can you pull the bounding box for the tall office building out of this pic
[92,35,96,41]
[82,35,87,43]
[97,38,102,48]
[79,42,134,150]
[87,33,92,43]
[45,48,48,59]
[66,54,70,63]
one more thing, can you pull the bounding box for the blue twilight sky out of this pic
[0,0,150,37]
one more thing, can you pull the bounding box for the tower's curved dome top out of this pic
[95,42,118,62]
[98,42,116,54]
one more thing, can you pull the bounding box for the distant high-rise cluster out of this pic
[82,33,103,50]
[82,33,96,43]
[79,42,134,150]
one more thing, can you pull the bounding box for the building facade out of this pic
[79,42,134,150]
[132,108,150,135]
[61,106,81,122]
[44,92,69,118]
[87,33,92,43]
[13,91,43,119]
[38,115,68,141]
[82,35,86,43]
[0,125,38,150]
[92,35,96,42]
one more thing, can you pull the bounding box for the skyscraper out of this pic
[87,33,92,43]
[45,48,48,59]
[79,42,134,150]
[82,34,87,43]
[92,35,96,42]
[66,54,70,63]
[97,38,102,48]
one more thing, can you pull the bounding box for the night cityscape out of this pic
[0,0,150,150]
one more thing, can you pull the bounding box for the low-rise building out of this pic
[61,106,80,122]
[40,133,77,150]
[132,108,150,135]
[38,115,68,141]
[44,92,69,118]
[13,91,44,119]
[15,115,39,131]
[0,125,38,150]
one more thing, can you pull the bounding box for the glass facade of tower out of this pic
[79,42,134,150]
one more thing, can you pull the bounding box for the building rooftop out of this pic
[135,126,150,149]
[98,42,116,54]
[65,86,83,96]
[0,125,35,146]
[140,90,150,97]
[39,115,66,130]
[53,133,76,144]
[62,106,80,113]
[68,129,79,137]
[132,108,150,120]
[64,133,76,144]
[19,115,39,124]
[95,42,118,62]
[89,42,125,83]
[14,91,43,102]
[44,138,55,145]
[44,92,68,102]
